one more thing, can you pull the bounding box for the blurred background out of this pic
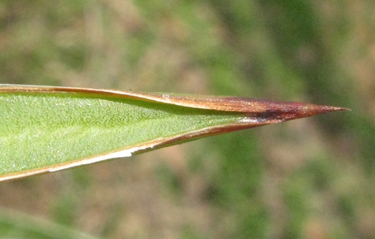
[0,0,374,238]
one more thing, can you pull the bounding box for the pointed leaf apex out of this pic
[301,104,350,117]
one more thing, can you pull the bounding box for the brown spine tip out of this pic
[328,106,351,112]
[241,103,350,125]
[301,105,350,117]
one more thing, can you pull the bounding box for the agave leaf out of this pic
[0,85,347,181]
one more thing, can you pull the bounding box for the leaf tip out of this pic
[311,105,351,115]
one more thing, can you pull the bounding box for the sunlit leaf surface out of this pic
[0,85,347,181]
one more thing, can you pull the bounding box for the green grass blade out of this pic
[0,85,347,181]
[0,209,100,239]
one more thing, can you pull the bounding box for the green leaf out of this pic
[0,209,99,239]
[0,85,347,181]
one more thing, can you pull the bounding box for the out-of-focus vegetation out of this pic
[0,0,374,238]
